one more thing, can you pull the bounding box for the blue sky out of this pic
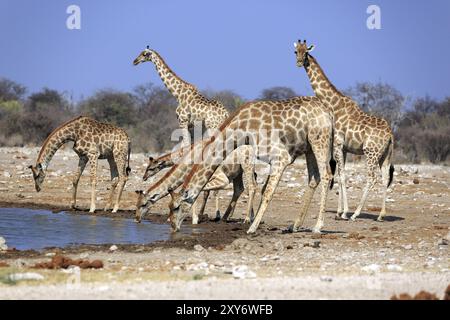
[1,0,449,101]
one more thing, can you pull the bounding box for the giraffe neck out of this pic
[145,164,193,204]
[157,141,197,164]
[37,122,78,171]
[150,50,195,99]
[305,55,343,111]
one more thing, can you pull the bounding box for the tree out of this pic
[20,88,73,143]
[78,89,137,127]
[0,78,26,102]
[202,89,246,112]
[259,86,297,101]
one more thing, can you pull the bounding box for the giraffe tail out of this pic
[388,164,394,188]
[126,142,131,176]
[387,136,394,188]
[329,158,337,190]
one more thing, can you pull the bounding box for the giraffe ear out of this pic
[294,42,298,48]
[307,45,315,52]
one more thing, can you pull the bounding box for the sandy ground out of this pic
[0,146,449,300]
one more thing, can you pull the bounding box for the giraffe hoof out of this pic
[246,227,256,234]
[377,217,384,222]
[350,215,357,221]
[312,228,322,234]
[340,214,349,221]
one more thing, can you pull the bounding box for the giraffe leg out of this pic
[212,190,221,220]
[104,157,119,211]
[198,190,210,216]
[351,150,379,221]
[71,156,88,209]
[192,206,199,225]
[111,150,128,213]
[291,150,320,232]
[222,172,245,221]
[334,147,349,220]
[247,151,290,234]
[312,151,332,233]
[178,119,191,149]
[377,160,390,222]
[242,155,256,224]
[377,141,393,222]
[88,154,98,213]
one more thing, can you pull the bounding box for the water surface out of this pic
[0,208,191,250]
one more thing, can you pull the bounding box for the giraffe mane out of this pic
[307,55,341,95]
[153,140,197,162]
[37,115,85,163]
[151,50,197,91]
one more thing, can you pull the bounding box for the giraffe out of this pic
[133,46,232,216]
[135,144,257,224]
[294,39,395,222]
[168,97,335,234]
[142,143,254,219]
[29,116,131,213]
[133,46,229,145]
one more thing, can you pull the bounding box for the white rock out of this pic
[361,264,381,273]
[194,244,204,252]
[403,244,413,250]
[3,171,11,178]
[287,182,301,188]
[0,237,5,245]
[387,264,403,272]
[8,273,44,281]
[187,262,209,271]
[232,265,256,279]
[79,252,90,259]
[109,245,118,251]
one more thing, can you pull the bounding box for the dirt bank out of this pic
[0,147,449,299]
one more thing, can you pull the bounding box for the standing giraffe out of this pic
[29,116,131,213]
[168,97,334,234]
[133,46,229,145]
[294,39,394,221]
[133,46,231,215]
[135,144,257,224]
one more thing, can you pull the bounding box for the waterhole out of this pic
[0,208,193,250]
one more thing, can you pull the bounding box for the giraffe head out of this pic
[133,46,153,65]
[143,157,168,181]
[168,188,192,232]
[134,190,158,223]
[28,163,46,192]
[294,39,315,68]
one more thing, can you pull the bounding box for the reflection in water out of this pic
[0,208,192,250]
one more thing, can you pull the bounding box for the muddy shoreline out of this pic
[1,148,449,299]
[0,200,255,259]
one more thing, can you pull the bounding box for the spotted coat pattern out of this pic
[29,116,131,213]
[294,40,394,221]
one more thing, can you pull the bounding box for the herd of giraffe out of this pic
[29,39,394,235]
